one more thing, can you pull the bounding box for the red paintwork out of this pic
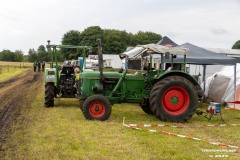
[89,101,106,118]
[162,86,190,115]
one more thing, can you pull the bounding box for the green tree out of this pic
[37,45,50,62]
[0,50,14,61]
[13,50,24,62]
[232,40,240,49]
[135,31,162,45]
[0,51,2,60]
[79,26,104,55]
[61,30,82,59]
[0,50,24,62]
[28,49,38,62]
[61,26,162,56]
[103,29,134,54]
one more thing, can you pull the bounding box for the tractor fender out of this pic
[155,71,203,98]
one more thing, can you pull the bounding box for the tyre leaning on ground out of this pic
[45,82,54,107]
[150,76,198,122]
[82,94,112,121]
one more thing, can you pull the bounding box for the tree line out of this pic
[0,50,24,62]
[26,26,162,62]
[1,25,240,62]
[60,26,162,60]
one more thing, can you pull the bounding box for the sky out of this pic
[0,0,240,54]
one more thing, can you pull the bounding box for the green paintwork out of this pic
[45,68,57,83]
[80,69,146,104]
[45,43,92,94]
[45,41,201,111]
[171,97,179,104]
[79,67,200,105]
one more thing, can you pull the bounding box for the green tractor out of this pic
[44,40,92,107]
[79,39,203,122]
[45,39,203,122]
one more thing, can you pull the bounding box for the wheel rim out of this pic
[89,101,106,118]
[162,86,190,115]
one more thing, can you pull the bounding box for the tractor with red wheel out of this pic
[79,39,203,122]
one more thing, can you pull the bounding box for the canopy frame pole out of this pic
[125,57,128,69]
[234,64,236,109]
[150,54,153,71]
[160,53,164,70]
[141,56,144,70]
[184,55,186,72]
[203,65,206,99]
[171,54,173,68]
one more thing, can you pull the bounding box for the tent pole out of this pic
[161,53,164,70]
[203,65,206,99]
[234,64,236,109]
[141,56,144,70]
[125,57,128,69]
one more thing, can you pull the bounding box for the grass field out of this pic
[2,76,240,160]
[0,64,30,82]
[0,61,33,67]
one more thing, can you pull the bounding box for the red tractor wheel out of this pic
[82,94,111,121]
[150,76,198,122]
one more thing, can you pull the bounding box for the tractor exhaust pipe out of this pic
[97,39,104,81]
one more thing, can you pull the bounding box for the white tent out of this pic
[203,64,240,110]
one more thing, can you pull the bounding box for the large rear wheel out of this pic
[140,99,153,115]
[45,82,54,107]
[150,76,198,122]
[82,94,111,121]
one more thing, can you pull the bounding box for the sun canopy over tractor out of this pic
[163,43,237,65]
[119,44,189,60]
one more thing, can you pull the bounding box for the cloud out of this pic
[210,29,228,35]
[0,0,239,53]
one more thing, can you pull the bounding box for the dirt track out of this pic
[0,70,43,154]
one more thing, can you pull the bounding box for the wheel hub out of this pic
[95,105,100,112]
[162,86,190,115]
[171,97,179,104]
[89,102,106,118]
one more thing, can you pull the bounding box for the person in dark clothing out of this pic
[119,67,123,73]
[42,61,45,72]
[33,62,37,72]
[37,61,41,72]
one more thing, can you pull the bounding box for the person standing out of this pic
[42,61,45,72]
[33,62,37,72]
[37,61,41,72]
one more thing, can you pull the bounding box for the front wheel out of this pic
[45,82,54,107]
[150,76,198,122]
[82,95,111,121]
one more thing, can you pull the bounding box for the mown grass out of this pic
[0,61,33,82]
[0,66,30,82]
[2,80,240,159]
[0,61,33,67]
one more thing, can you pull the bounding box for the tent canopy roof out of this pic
[205,48,240,56]
[157,36,178,47]
[162,43,237,65]
[120,44,189,60]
